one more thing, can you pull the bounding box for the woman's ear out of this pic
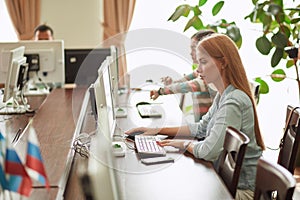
[218,57,226,69]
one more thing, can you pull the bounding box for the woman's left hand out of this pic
[158,139,185,149]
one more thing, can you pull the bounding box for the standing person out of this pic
[33,24,54,40]
[150,30,216,121]
[126,33,265,200]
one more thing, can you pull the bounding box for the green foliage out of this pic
[168,0,300,97]
[168,1,242,48]
[271,69,286,82]
[212,1,224,16]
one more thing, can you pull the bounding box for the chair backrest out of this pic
[217,126,250,197]
[278,105,300,174]
[254,157,296,200]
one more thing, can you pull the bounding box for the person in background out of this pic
[150,30,216,121]
[34,24,54,40]
[126,33,265,200]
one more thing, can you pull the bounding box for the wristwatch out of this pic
[157,88,162,95]
[183,141,192,149]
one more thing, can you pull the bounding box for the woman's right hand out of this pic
[161,76,173,85]
[125,127,160,136]
[150,90,159,100]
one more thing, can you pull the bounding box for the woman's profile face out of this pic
[196,47,223,86]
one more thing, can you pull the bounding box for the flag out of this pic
[25,125,50,189]
[0,131,7,190]
[5,145,32,196]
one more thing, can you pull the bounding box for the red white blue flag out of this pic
[5,144,32,196]
[25,125,50,189]
[0,131,7,190]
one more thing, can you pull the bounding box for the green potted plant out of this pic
[168,0,300,99]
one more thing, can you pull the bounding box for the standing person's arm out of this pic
[173,71,198,83]
[150,78,208,100]
[161,71,197,86]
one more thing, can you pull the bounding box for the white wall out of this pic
[40,0,103,48]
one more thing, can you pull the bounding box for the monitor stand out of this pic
[0,94,28,115]
[23,79,50,96]
[115,107,127,118]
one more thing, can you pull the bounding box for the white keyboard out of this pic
[135,135,166,158]
[137,104,162,118]
[0,105,27,114]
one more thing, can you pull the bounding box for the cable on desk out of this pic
[72,133,91,158]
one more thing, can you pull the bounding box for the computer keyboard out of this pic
[0,105,27,114]
[135,135,166,158]
[137,104,162,118]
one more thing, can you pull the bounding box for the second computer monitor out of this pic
[0,40,65,87]
[3,46,27,103]
[64,48,110,86]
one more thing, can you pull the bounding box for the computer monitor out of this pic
[88,84,98,121]
[109,46,119,93]
[94,59,116,139]
[0,40,64,88]
[64,48,110,86]
[2,46,27,104]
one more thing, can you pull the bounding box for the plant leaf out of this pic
[212,1,224,16]
[235,36,243,49]
[256,36,272,55]
[291,17,300,24]
[168,5,190,22]
[271,48,284,67]
[271,69,286,82]
[226,24,241,42]
[255,78,269,94]
[267,3,283,16]
[184,16,203,32]
[198,0,207,7]
[286,60,294,68]
[271,31,288,48]
[193,6,202,16]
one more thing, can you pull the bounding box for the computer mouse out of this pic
[125,131,144,141]
[145,79,153,83]
[136,101,151,106]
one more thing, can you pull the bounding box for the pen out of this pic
[12,128,22,143]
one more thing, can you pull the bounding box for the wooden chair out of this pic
[254,157,296,200]
[278,105,300,174]
[217,126,250,198]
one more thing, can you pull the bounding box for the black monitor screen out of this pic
[64,48,110,86]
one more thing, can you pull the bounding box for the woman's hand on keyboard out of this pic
[125,127,159,136]
[158,139,185,149]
